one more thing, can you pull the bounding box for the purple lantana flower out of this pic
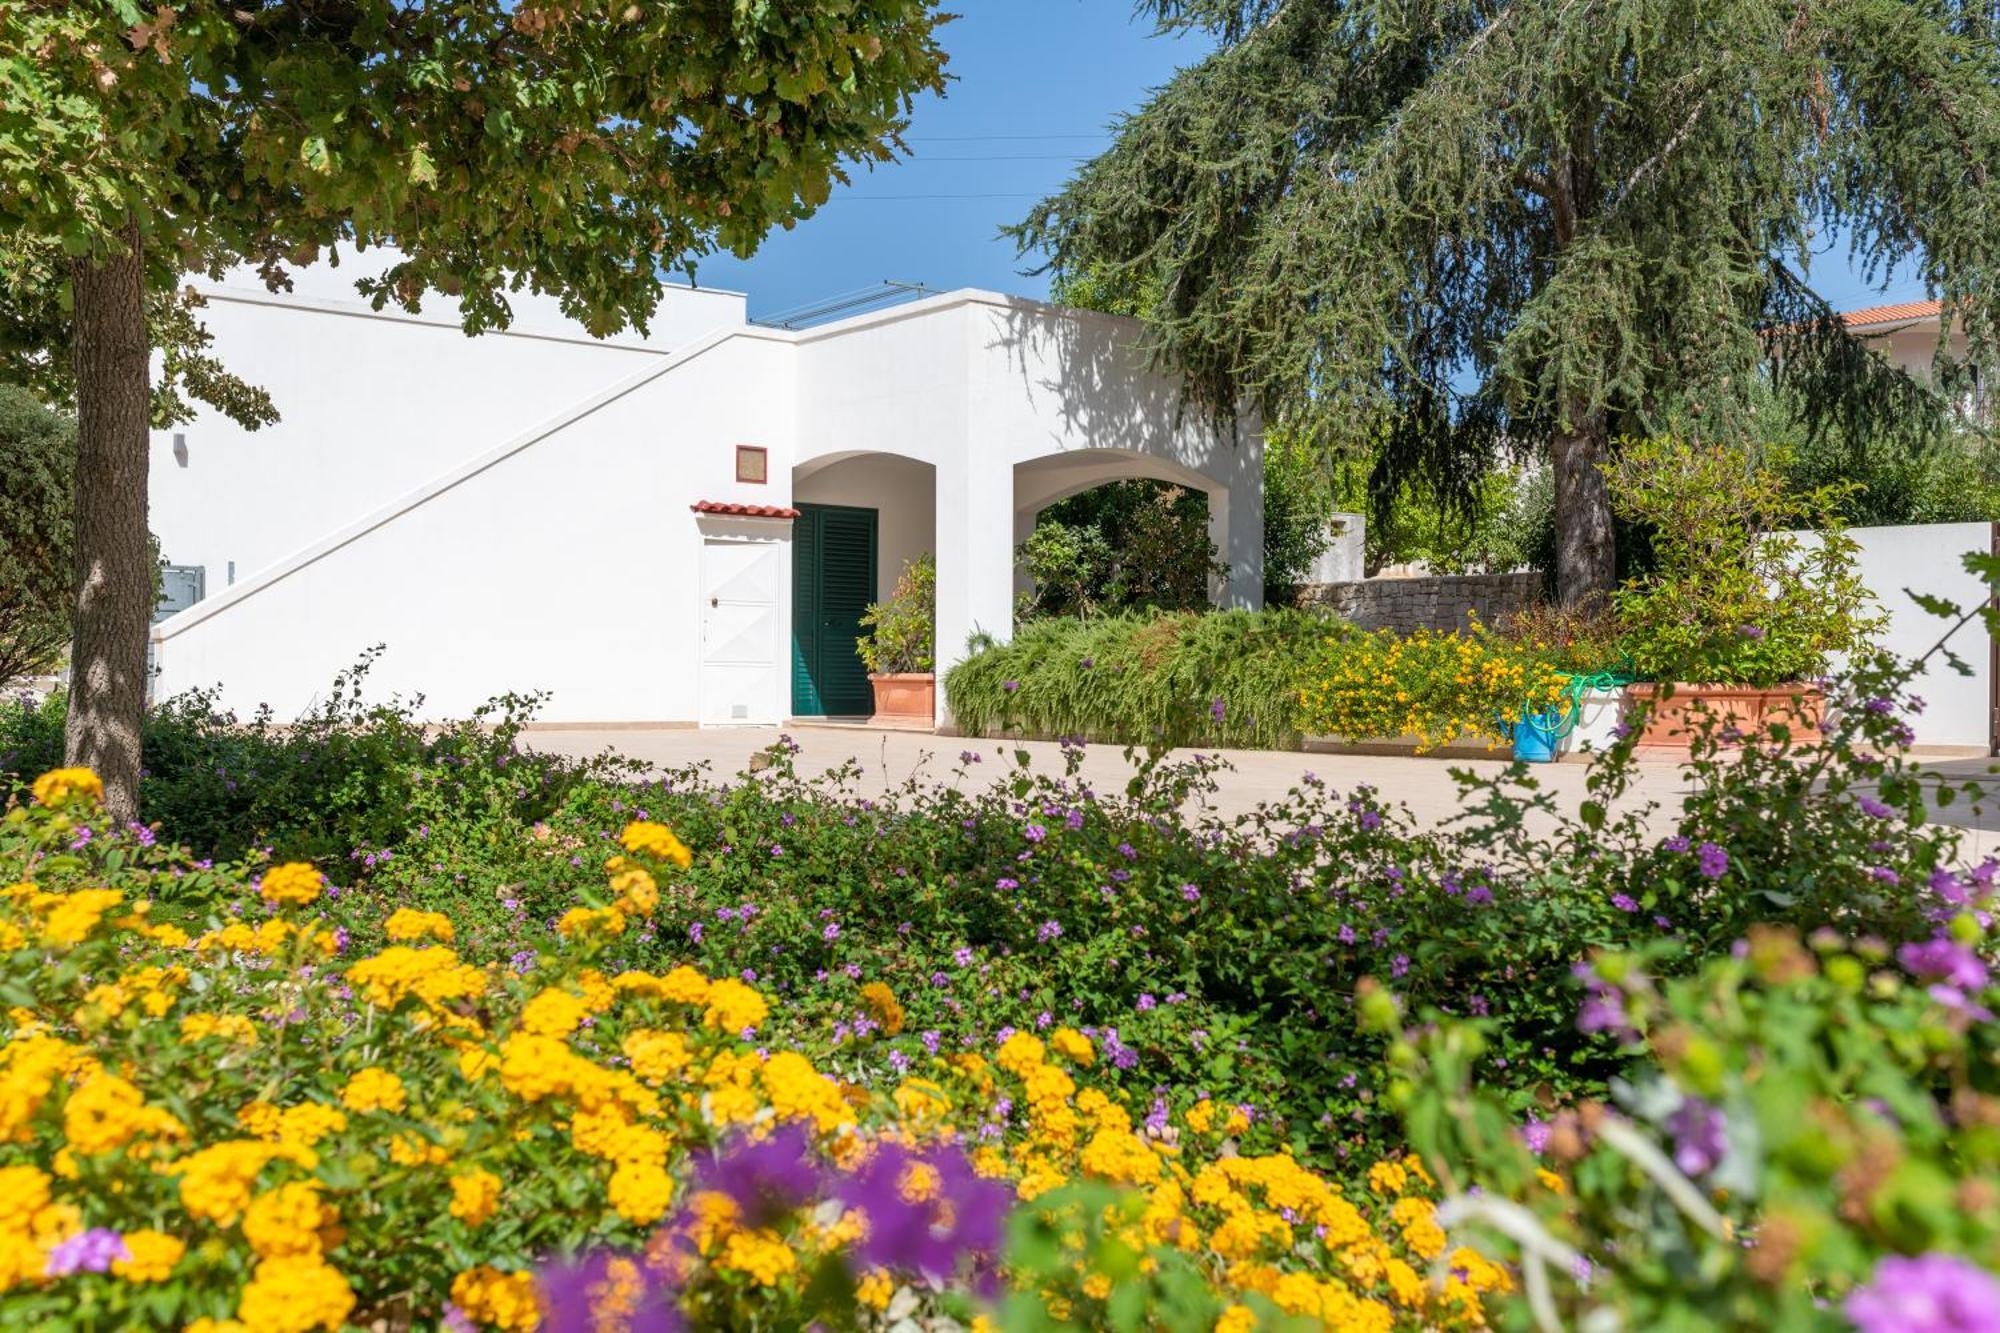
[536,1251,683,1333]
[45,1229,128,1276]
[1898,936,1990,991]
[1666,1097,1730,1177]
[1847,1253,2000,1333]
[696,1125,823,1227]
[835,1142,1009,1279]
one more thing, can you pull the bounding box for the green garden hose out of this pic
[1527,668,1638,740]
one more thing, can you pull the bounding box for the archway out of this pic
[790,452,935,717]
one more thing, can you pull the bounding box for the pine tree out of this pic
[1015,0,2000,605]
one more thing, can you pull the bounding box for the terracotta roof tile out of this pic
[691,500,800,519]
[1841,299,1942,329]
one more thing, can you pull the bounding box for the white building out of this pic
[1840,299,1988,422]
[148,261,1262,729]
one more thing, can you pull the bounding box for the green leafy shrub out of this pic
[1606,439,1882,685]
[856,553,935,674]
[1019,481,1222,618]
[948,610,1584,753]
[1016,521,1117,619]
[0,650,628,865]
[1260,429,1335,601]
[1499,602,1630,677]
[1392,921,1999,1329]
[944,609,1319,748]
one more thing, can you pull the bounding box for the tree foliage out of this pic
[1017,0,2000,601]
[0,0,951,338]
[1020,481,1223,618]
[0,385,75,687]
[0,236,278,431]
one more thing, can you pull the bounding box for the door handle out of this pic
[710,597,719,608]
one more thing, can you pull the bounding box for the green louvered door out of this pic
[790,503,878,716]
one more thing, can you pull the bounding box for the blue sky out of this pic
[695,3,1930,320]
[692,3,1205,318]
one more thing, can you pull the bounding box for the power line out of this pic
[905,132,1108,142]
[907,154,1091,161]
[836,192,1046,200]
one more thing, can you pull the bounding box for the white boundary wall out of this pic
[1844,522,1992,750]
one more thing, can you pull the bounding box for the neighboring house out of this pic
[1839,299,1988,423]
[148,261,1262,729]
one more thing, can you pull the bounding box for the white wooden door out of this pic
[699,536,781,725]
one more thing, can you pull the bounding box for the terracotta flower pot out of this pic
[1623,682,1824,749]
[867,672,936,729]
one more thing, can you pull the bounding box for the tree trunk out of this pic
[65,220,152,824]
[1552,407,1616,609]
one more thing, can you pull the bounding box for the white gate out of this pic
[699,533,782,726]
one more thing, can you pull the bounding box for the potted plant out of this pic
[856,553,937,728]
[1605,438,1881,748]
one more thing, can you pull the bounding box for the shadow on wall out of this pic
[983,302,1257,497]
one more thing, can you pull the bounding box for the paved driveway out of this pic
[521,724,2000,858]
[523,724,1687,833]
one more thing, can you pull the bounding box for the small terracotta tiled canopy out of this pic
[689,500,801,519]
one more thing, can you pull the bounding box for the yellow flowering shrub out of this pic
[1298,625,1570,750]
[0,771,1500,1331]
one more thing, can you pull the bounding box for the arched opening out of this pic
[1016,479,1221,619]
[1012,450,1232,618]
[790,452,935,718]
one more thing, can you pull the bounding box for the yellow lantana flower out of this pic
[258,863,324,907]
[113,1229,185,1282]
[701,978,769,1034]
[608,1161,674,1226]
[31,768,103,808]
[339,1068,406,1114]
[452,1168,504,1216]
[382,908,455,943]
[619,820,693,869]
[451,1266,540,1331]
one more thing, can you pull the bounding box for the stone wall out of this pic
[1295,571,1544,633]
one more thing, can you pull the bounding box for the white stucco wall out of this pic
[788,295,1262,686]
[152,289,1263,727]
[150,263,746,587]
[1843,522,1992,750]
[154,333,792,722]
